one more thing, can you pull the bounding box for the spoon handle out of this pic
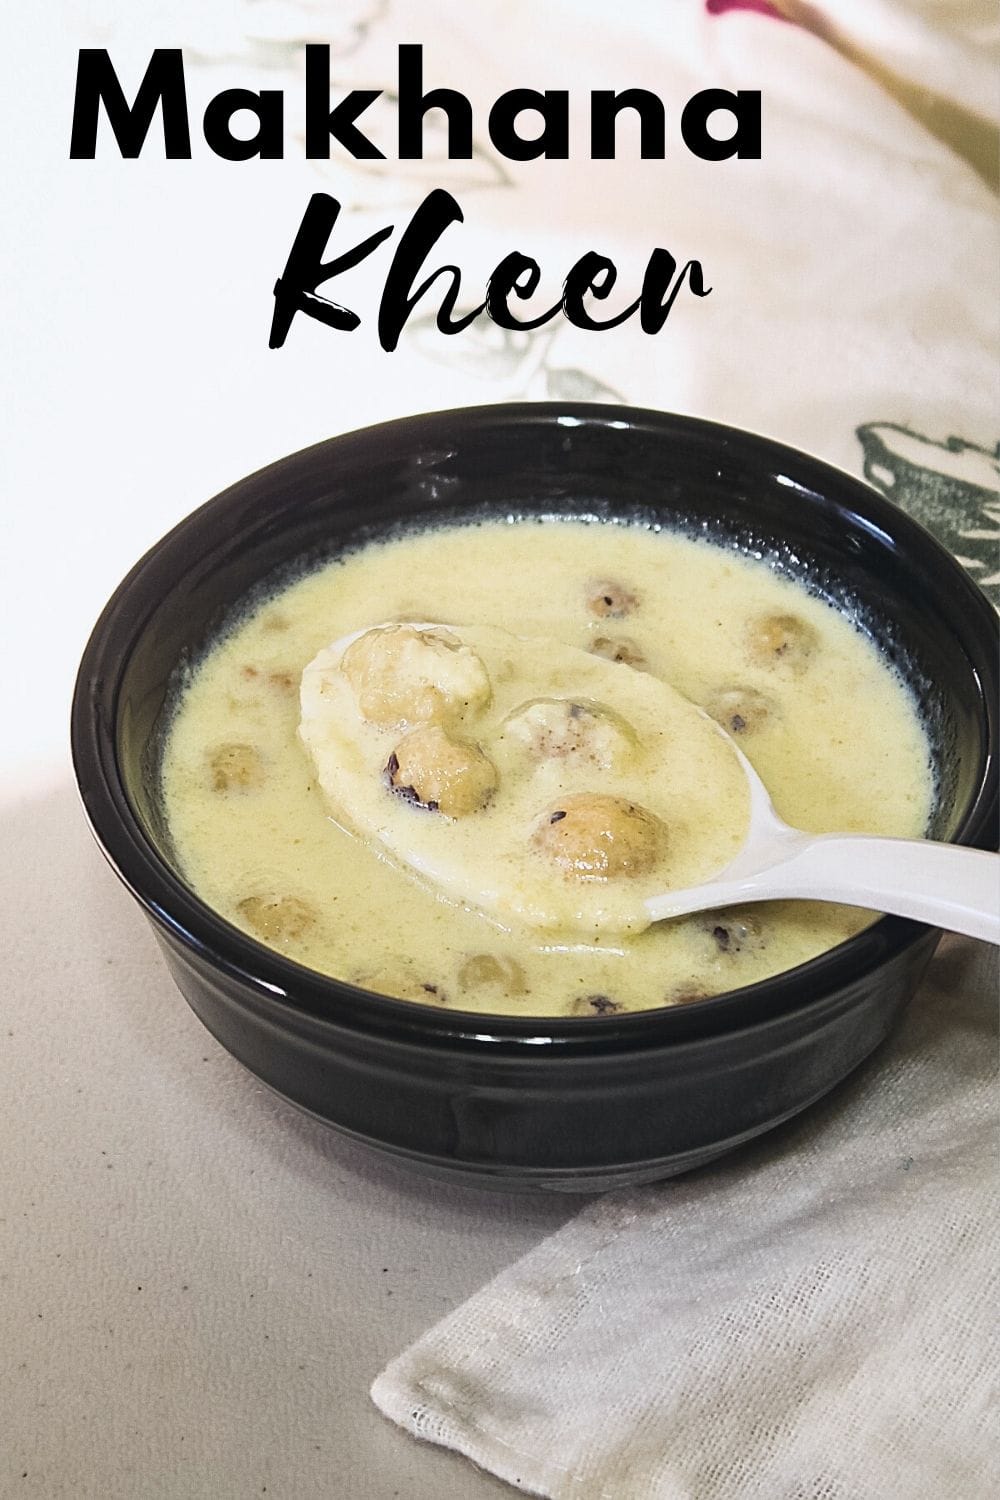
[765,836,1000,943]
[647,836,1000,944]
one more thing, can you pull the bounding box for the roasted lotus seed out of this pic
[570,993,622,1016]
[704,686,776,736]
[589,635,648,669]
[237,894,317,943]
[386,724,498,817]
[342,624,491,726]
[744,612,818,672]
[705,911,766,955]
[352,966,449,1004]
[457,953,528,995]
[210,743,265,793]
[532,793,666,879]
[503,698,637,771]
[585,579,640,619]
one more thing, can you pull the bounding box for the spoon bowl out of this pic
[314,621,999,946]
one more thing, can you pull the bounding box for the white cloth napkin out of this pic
[372,939,998,1499]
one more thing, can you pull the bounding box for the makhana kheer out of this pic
[160,518,933,1016]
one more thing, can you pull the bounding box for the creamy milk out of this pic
[160,519,933,1016]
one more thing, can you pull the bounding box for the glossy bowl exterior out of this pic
[72,405,998,1190]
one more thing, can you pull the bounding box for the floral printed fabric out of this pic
[706,0,787,19]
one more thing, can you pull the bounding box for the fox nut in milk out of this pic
[703,910,766,957]
[341,624,492,727]
[588,635,648,670]
[503,698,637,772]
[353,965,449,1005]
[532,793,666,880]
[744,612,818,672]
[385,724,498,817]
[236,894,317,943]
[457,953,528,996]
[209,742,266,793]
[704,686,776,736]
[585,579,640,619]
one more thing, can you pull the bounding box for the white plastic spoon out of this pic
[645,724,1000,943]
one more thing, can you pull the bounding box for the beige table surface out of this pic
[2,779,588,1499]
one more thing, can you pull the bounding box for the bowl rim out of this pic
[71,401,999,1053]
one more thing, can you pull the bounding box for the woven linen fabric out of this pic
[372,939,998,1498]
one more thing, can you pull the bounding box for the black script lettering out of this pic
[378,190,485,352]
[562,253,640,331]
[271,192,712,351]
[203,89,284,161]
[681,89,761,160]
[590,90,666,159]
[70,48,190,158]
[489,90,569,161]
[639,250,712,331]
[397,43,472,159]
[269,193,393,348]
[304,44,384,159]
[486,253,562,330]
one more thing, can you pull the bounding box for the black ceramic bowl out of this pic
[72,404,998,1191]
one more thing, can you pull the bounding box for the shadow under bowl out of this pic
[71,404,998,1191]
